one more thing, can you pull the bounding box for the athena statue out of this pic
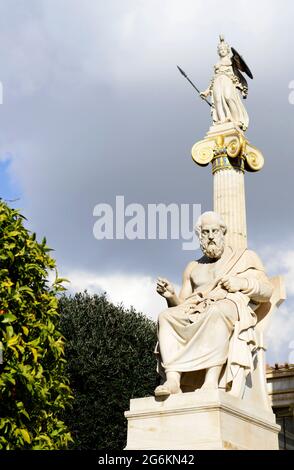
[200,35,253,131]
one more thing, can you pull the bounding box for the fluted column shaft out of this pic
[213,166,247,250]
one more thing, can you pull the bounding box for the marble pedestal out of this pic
[125,390,280,450]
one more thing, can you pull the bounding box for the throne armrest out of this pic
[255,275,286,334]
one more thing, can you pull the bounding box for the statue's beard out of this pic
[200,237,225,259]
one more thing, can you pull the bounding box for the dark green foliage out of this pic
[0,201,72,449]
[59,292,157,449]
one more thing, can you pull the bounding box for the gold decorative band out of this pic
[211,154,245,174]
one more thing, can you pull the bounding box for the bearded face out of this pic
[199,224,225,259]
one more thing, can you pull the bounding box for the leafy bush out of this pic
[0,201,72,449]
[60,292,157,449]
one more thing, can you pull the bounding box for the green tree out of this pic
[0,201,72,449]
[60,292,157,449]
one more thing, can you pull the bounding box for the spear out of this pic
[177,65,212,107]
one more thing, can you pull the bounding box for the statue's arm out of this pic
[165,291,180,308]
[222,251,273,302]
[177,261,195,303]
[200,80,213,99]
[162,262,194,308]
[237,268,273,303]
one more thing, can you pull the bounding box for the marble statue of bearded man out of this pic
[154,211,273,398]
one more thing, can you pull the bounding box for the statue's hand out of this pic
[156,277,175,299]
[200,90,210,99]
[220,276,248,293]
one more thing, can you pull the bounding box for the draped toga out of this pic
[210,63,249,130]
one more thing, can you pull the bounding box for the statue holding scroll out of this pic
[155,211,273,398]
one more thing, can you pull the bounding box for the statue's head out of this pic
[195,211,227,259]
[217,34,230,58]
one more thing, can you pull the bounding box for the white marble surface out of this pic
[125,390,280,450]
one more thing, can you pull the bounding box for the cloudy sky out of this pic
[0,0,294,364]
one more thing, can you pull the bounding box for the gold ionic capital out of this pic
[191,131,264,172]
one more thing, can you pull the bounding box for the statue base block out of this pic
[124,390,280,450]
[206,122,244,139]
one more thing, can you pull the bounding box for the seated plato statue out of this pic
[155,211,273,398]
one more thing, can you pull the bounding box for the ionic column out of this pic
[212,155,247,249]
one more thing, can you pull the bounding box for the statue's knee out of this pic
[208,300,237,321]
[158,309,170,323]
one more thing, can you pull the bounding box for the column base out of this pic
[125,389,280,450]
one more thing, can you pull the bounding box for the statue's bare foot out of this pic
[154,380,181,397]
